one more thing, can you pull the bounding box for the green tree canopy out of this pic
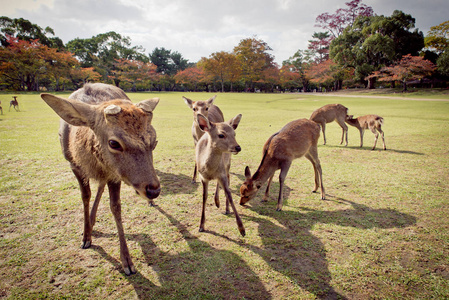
[330,10,424,88]
[149,47,189,76]
[0,16,63,50]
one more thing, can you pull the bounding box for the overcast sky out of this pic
[3,0,449,64]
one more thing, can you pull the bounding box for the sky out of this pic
[2,0,449,65]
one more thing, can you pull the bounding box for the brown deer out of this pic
[40,83,160,276]
[184,95,224,183]
[345,114,386,150]
[9,96,19,111]
[310,104,348,146]
[195,113,245,236]
[240,119,325,211]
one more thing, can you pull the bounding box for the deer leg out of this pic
[359,129,364,148]
[336,119,348,146]
[108,181,136,276]
[379,128,386,150]
[371,127,379,150]
[276,161,292,211]
[192,163,197,183]
[90,182,105,227]
[262,174,275,202]
[219,177,245,237]
[199,180,209,232]
[214,183,220,209]
[321,123,327,145]
[306,150,325,200]
[72,167,92,249]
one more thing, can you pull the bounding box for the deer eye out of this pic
[206,107,209,111]
[193,108,197,111]
[108,140,123,151]
[218,134,225,139]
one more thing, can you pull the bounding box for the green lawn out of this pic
[1,91,448,299]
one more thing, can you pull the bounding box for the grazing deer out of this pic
[345,114,386,150]
[40,83,160,275]
[240,119,325,211]
[195,113,245,236]
[183,95,224,183]
[9,96,19,112]
[310,104,348,146]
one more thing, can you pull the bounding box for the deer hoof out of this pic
[239,229,246,237]
[124,265,137,276]
[81,241,91,249]
[199,227,205,232]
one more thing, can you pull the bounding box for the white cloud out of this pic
[3,0,449,64]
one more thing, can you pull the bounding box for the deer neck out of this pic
[252,157,277,187]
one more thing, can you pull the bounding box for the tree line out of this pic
[0,0,448,93]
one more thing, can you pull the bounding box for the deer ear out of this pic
[197,114,212,132]
[137,98,159,113]
[183,96,193,109]
[244,166,252,179]
[206,95,216,106]
[41,93,94,127]
[229,114,242,130]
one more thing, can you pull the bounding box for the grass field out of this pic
[1,90,448,299]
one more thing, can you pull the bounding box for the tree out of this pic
[110,59,158,91]
[425,20,449,54]
[330,10,424,89]
[198,51,240,92]
[66,32,148,84]
[0,16,64,49]
[233,36,275,92]
[367,54,436,91]
[174,67,206,91]
[149,47,189,76]
[308,32,332,63]
[0,36,47,90]
[315,0,374,39]
[282,50,314,91]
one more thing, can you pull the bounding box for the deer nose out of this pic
[235,145,241,152]
[146,185,161,199]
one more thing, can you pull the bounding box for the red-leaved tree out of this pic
[367,54,437,91]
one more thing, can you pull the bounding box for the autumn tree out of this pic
[174,66,206,91]
[308,32,332,63]
[367,54,436,91]
[315,0,373,40]
[233,37,275,92]
[198,51,240,92]
[110,59,158,91]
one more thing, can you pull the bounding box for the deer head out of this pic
[40,93,161,200]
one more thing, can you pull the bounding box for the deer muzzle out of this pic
[146,185,161,199]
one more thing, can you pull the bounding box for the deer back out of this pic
[310,104,348,123]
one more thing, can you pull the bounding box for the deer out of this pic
[9,96,19,112]
[345,114,386,150]
[40,83,160,276]
[240,118,325,212]
[183,95,224,183]
[195,113,245,236]
[310,103,348,146]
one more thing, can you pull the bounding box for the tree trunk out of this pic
[367,77,376,89]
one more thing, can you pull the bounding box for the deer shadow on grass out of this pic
[91,205,270,299]
[325,144,424,155]
[217,196,417,299]
[156,170,199,195]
